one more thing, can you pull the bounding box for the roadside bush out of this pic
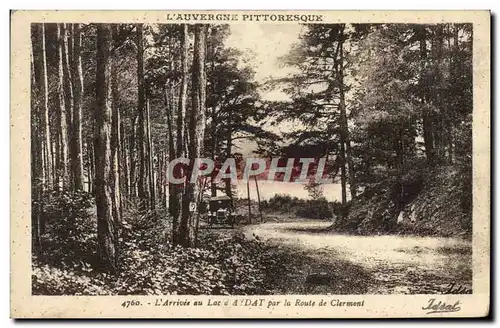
[110,229,273,295]
[264,194,336,221]
[32,199,278,295]
[120,205,171,248]
[38,190,98,268]
[33,233,274,295]
[264,194,304,212]
[295,197,333,220]
[332,164,472,237]
[32,263,111,295]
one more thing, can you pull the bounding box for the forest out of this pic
[30,23,473,295]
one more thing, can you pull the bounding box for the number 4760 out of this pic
[121,300,142,308]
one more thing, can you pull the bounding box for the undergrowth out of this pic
[333,163,472,238]
[32,191,293,295]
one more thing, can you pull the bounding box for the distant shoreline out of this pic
[233,180,350,202]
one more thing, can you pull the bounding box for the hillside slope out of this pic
[333,165,472,238]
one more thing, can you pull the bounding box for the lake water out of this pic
[233,179,349,202]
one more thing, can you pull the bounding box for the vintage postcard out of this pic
[10,10,490,318]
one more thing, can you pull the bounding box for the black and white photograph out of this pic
[29,20,475,296]
[11,10,490,318]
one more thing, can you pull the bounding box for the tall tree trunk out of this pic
[418,26,435,163]
[68,25,74,70]
[54,128,61,189]
[87,139,94,193]
[254,176,263,223]
[136,23,147,208]
[95,24,117,273]
[146,99,155,209]
[210,125,218,197]
[176,24,189,158]
[129,114,138,198]
[51,137,57,188]
[394,125,405,213]
[339,140,347,206]
[179,24,207,247]
[449,24,461,164]
[157,150,163,207]
[30,32,43,252]
[111,27,122,222]
[247,177,252,223]
[62,23,75,189]
[433,24,445,161]
[224,114,233,206]
[193,177,207,246]
[172,25,189,245]
[122,124,130,202]
[32,23,52,191]
[338,28,356,200]
[165,84,179,244]
[332,28,347,206]
[71,23,84,190]
[56,24,70,190]
[164,83,178,216]
[111,78,122,221]
[208,32,218,198]
[163,152,168,208]
[151,140,157,207]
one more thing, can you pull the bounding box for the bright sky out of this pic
[226,24,340,200]
[225,24,302,101]
[224,23,303,158]
[222,24,343,202]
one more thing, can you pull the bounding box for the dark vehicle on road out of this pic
[207,195,235,227]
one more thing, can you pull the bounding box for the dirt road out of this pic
[243,220,472,294]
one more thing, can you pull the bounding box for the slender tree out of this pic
[95,23,117,273]
[121,123,130,202]
[86,138,95,193]
[179,24,207,247]
[417,26,435,163]
[171,24,189,244]
[164,84,176,200]
[337,25,357,199]
[56,24,70,190]
[254,176,263,223]
[30,27,43,251]
[146,99,155,208]
[246,177,252,223]
[136,23,148,207]
[31,23,52,191]
[128,114,138,198]
[176,24,189,159]
[111,25,122,222]
[61,23,76,188]
[71,23,85,190]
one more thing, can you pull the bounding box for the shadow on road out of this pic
[283,225,333,235]
[246,220,472,295]
[263,243,376,295]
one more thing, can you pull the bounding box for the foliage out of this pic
[264,23,473,236]
[32,264,110,295]
[32,195,285,295]
[333,165,472,237]
[304,180,324,200]
[295,198,334,220]
[327,23,472,236]
[30,22,474,296]
[262,194,302,213]
[260,25,346,160]
[263,194,338,220]
[36,190,98,267]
